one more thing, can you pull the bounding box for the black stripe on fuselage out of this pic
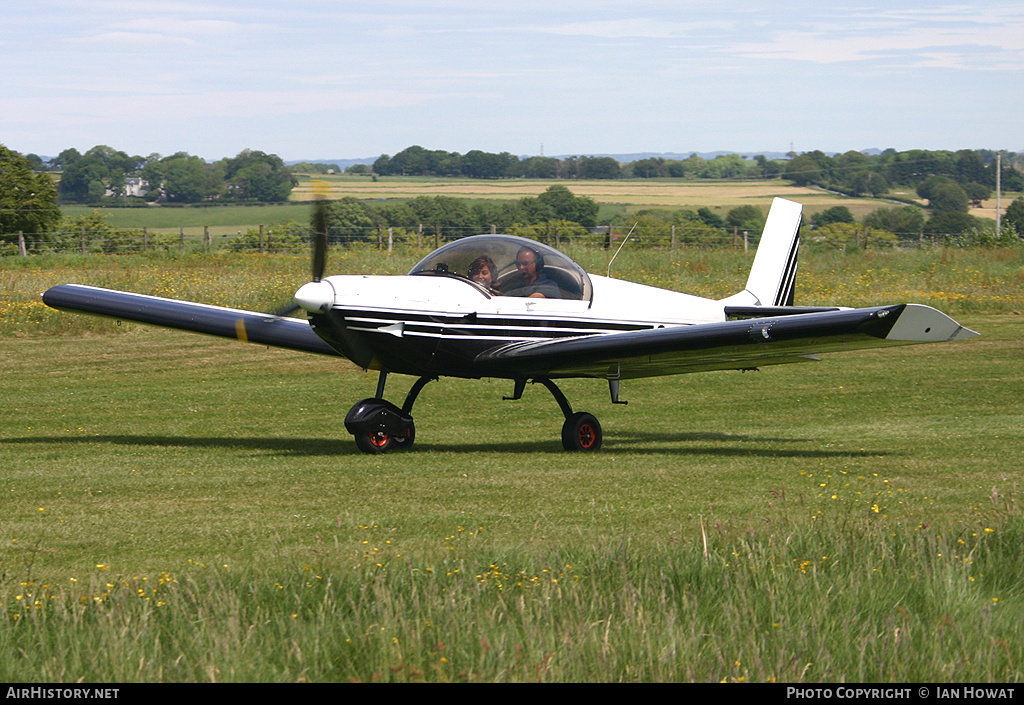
[334,307,659,341]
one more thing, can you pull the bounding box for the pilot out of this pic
[503,246,559,298]
[468,254,498,293]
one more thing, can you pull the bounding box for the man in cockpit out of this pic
[502,246,560,298]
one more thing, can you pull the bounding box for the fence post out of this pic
[377,225,383,250]
[81,227,86,254]
[388,227,393,252]
[17,231,27,256]
[204,225,210,251]
[179,227,185,250]
[259,225,265,254]
[490,224,496,235]
[434,225,440,249]
[671,225,676,250]
[743,231,749,252]
[417,224,423,248]
[143,227,149,251]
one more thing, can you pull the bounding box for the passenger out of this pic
[503,246,559,298]
[468,254,498,294]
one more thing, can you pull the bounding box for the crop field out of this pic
[1,245,1023,682]
[293,175,900,220]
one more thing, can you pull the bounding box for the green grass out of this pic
[60,204,312,234]
[1,247,1023,681]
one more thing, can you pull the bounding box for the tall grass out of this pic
[2,246,1023,338]
[3,514,1020,682]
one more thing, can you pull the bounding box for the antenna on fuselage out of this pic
[606,222,638,279]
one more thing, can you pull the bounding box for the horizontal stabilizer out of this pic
[475,303,977,379]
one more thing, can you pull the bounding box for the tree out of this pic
[327,198,378,241]
[963,182,991,208]
[1004,197,1024,237]
[697,207,724,228]
[631,158,668,178]
[535,186,598,227]
[954,150,988,185]
[521,156,558,179]
[56,144,143,203]
[218,149,295,202]
[0,144,61,240]
[726,205,765,233]
[784,151,832,187]
[925,211,977,236]
[142,152,222,203]
[577,156,621,179]
[461,150,515,179]
[811,206,854,228]
[407,196,475,237]
[864,206,925,239]
[917,176,968,213]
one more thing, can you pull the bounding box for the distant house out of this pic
[104,177,150,198]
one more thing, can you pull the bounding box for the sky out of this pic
[2,1,1022,162]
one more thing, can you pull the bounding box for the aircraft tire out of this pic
[561,412,602,451]
[355,430,392,454]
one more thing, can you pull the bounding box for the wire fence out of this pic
[0,223,1014,257]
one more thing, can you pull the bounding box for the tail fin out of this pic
[720,197,802,307]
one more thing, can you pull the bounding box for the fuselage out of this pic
[304,272,729,378]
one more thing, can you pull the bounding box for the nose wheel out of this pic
[347,373,430,454]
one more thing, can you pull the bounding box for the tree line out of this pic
[29,145,296,205]
[5,141,1024,251]
[369,145,1024,192]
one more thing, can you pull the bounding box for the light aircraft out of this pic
[42,197,977,453]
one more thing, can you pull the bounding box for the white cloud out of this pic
[726,5,1024,70]
[536,17,726,39]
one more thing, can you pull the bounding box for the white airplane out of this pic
[43,198,977,453]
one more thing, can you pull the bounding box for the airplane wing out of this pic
[474,304,977,379]
[42,284,340,357]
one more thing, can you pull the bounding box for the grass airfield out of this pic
[1,246,1022,682]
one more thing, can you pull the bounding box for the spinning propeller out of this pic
[236,187,333,345]
[293,187,336,314]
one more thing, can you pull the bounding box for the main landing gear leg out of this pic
[345,372,435,454]
[515,378,602,452]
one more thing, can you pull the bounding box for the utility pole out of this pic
[996,152,1002,236]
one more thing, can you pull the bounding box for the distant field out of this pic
[57,178,1015,236]
[60,203,311,236]
[293,175,890,216]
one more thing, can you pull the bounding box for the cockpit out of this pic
[408,235,593,302]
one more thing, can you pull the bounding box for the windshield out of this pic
[408,235,593,302]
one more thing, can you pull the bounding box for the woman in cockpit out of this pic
[468,254,498,294]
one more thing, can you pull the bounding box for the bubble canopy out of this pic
[408,235,593,302]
